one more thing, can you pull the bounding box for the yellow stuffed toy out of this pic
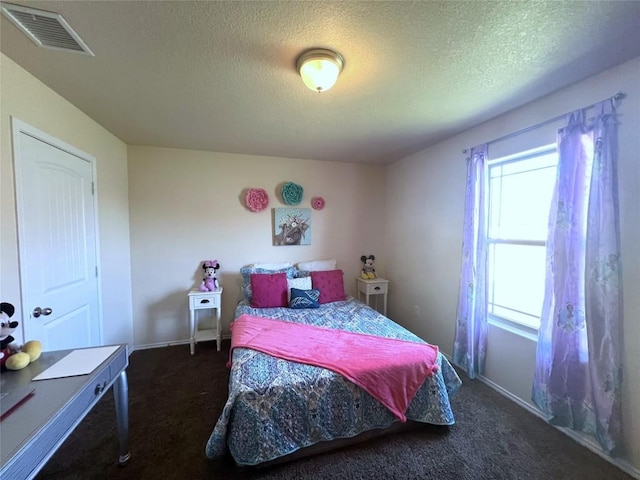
[6,341,42,370]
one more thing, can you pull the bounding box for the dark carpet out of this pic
[35,341,631,480]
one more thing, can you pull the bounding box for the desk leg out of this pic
[189,308,196,355]
[113,370,131,465]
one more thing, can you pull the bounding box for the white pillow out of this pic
[297,259,337,272]
[252,261,293,270]
[287,276,312,300]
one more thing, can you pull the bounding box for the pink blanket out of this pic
[229,314,439,421]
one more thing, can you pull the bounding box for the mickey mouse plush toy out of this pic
[360,255,378,280]
[199,260,221,291]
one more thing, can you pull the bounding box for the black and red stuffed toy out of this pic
[1,302,42,371]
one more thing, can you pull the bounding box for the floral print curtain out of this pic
[453,144,488,379]
[532,99,623,453]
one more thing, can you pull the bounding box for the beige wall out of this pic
[127,146,386,347]
[385,56,640,473]
[0,54,134,347]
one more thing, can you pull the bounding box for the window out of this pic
[487,145,557,331]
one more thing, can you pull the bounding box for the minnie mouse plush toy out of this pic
[199,260,221,291]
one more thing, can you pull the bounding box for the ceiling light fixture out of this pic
[296,48,344,93]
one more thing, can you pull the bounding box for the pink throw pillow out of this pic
[250,272,288,308]
[310,270,346,304]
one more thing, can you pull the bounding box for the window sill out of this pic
[488,315,539,342]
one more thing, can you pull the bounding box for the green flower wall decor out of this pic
[281,182,304,205]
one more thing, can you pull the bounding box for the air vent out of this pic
[1,2,94,56]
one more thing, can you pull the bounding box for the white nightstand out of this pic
[356,278,389,316]
[188,287,223,354]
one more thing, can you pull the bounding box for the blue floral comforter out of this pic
[205,297,462,465]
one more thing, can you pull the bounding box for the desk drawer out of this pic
[189,293,220,309]
[74,363,113,415]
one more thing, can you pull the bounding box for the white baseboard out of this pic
[130,334,231,352]
[130,339,190,352]
[476,374,640,480]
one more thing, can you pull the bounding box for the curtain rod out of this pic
[462,91,626,154]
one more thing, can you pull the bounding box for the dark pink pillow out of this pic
[310,270,346,304]
[250,273,288,308]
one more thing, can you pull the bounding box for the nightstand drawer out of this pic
[189,293,220,310]
[361,282,388,295]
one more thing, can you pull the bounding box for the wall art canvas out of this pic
[273,208,311,246]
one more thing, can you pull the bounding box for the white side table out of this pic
[356,278,389,316]
[188,287,223,354]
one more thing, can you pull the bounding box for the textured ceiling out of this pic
[2,1,640,165]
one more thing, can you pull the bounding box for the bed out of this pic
[205,266,462,466]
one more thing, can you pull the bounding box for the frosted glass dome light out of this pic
[296,48,344,93]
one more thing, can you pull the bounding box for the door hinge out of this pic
[91,182,95,195]
[95,266,98,277]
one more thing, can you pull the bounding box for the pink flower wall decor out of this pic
[245,188,269,212]
[311,196,325,210]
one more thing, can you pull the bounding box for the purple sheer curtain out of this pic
[453,145,488,379]
[532,100,623,453]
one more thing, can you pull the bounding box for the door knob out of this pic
[33,307,53,318]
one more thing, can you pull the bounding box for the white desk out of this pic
[0,344,130,479]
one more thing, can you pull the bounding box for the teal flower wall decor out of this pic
[281,182,304,205]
